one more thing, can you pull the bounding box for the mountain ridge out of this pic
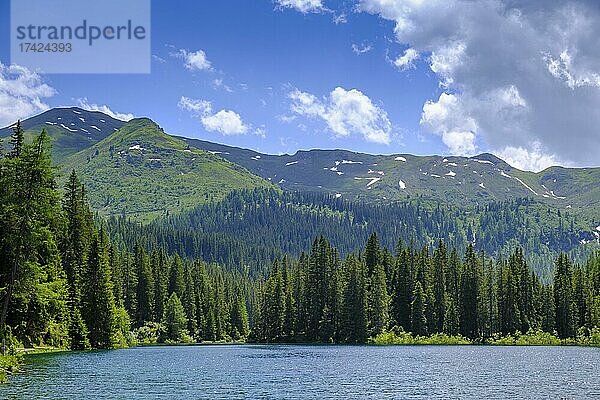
[2,107,599,226]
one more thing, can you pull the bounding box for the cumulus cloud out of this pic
[175,49,212,71]
[275,0,325,13]
[77,98,135,121]
[288,87,393,144]
[496,143,564,172]
[393,48,419,70]
[178,96,250,136]
[0,63,55,127]
[359,0,600,168]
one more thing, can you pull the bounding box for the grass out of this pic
[61,118,273,223]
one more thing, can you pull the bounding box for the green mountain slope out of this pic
[182,139,600,223]
[0,107,125,163]
[61,118,273,222]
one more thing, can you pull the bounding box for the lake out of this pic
[1,345,599,399]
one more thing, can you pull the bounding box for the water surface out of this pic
[2,345,599,399]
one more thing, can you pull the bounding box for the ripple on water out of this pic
[1,345,600,399]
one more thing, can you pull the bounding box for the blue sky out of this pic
[1,0,600,171]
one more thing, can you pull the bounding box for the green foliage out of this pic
[488,330,562,346]
[254,239,600,344]
[107,189,596,279]
[0,353,23,383]
[369,329,471,345]
[162,293,189,343]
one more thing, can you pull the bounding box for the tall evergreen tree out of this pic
[411,281,428,336]
[82,229,118,348]
[554,253,576,339]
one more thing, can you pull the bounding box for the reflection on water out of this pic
[2,345,600,399]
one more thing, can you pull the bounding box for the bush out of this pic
[0,353,23,383]
[488,330,561,346]
[369,328,471,345]
[133,322,165,345]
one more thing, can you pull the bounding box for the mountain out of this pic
[181,138,600,222]
[2,107,599,230]
[60,118,273,222]
[0,107,126,163]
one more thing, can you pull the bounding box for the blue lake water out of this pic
[1,345,599,399]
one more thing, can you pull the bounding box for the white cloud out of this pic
[77,98,135,121]
[420,93,477,155]
[178,96,212,115]
[496,144,563,172]
[275,0,325,13]
[178,96,251,136]
[545,50,600,89]
[288,87,393,144]
[201,110,248,135]
[352,43,373,55]
[176,49,212,71]
[359,0,600,167]
[0,63,55,127]
[393,48,419,70]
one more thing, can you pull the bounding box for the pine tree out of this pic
[342,255,367,342]
[82,228,118,349]
[168,255,185,299]
[230,289,250,340]
[368,263,389,336]
[0,129,69,346]
[411,281,427,336]
[135,245,154,326]
[163,293,188,342]
[554,253,576,338]
[432,240,447,333]
[391,247,413,331]
[459,244,480,339]
[61,170,92,349]
[8,120,24,159]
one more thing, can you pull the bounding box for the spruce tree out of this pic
[163,293,188,342]
[82,229,118,349]
[554,253,576,338]
[368,263,389,336]
[411,281,427,336]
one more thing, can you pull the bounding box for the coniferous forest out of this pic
[1,125,600,352]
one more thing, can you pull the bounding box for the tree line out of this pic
[0,125,249,349]
[253,233,600,343]
[106,188,595,279]
[1,125,599,350]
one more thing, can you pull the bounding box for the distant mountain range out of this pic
[183,138,600,221]
[1,107,599,231]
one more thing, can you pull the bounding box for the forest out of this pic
[1,125,599,353]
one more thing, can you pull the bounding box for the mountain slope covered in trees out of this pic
[106,189,598,279]
[1,124,600,354]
